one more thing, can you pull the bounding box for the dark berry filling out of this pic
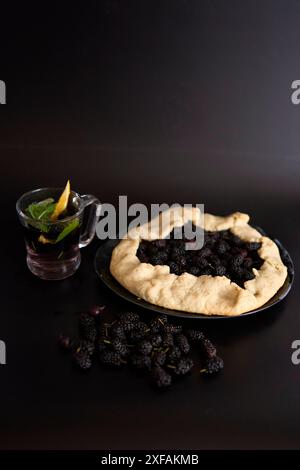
[136,227,264,288]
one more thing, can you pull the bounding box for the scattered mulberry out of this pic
[150,334,163,348]
[130,354,151,370]
[163,323,182,334]
[187,329,205,342]
[99,350,123,367]
[152,351,167,366]
[167,346,182,363]
[97,339,109,353]
[58,301,225,389]
[79,313,95,330]
[88,305,106,317]
[152,365,172,388]
[156,314,168,326]
[175,334,190,354]
[162,333,174,348]
[149,319,161,334]
[111,338,129,356]
[201,338,217,359]
[58,335,72,351]
[73,351,92,370]
[129,322,149,342]
[138,340,153,356]
[110,324,126,341]
[174,358,194,376]
[79,313,97,341]
[74,340,95,356]
[119,312,139,331]
[201,356,224,374]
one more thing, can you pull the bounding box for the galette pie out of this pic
[109,207,288,316]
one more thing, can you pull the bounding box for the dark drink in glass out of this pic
[16,187,100,280]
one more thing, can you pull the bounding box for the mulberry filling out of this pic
[136,227,264,288]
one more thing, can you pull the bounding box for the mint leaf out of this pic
[37,203,56,220]
[55,218,80,243]
[26,198,55,220]
[25,198,79,241]
[25,198,56,233]
[30,220,50,233]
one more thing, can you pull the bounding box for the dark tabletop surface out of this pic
[0,0,300,450]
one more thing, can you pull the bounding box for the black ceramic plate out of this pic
[94,227,294,319]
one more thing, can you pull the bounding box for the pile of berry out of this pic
[137,228,263,287]
[58,308,224,389]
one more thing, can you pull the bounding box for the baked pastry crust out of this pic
[109,207,288,316]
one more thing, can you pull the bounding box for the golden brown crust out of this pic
[109,208,287,316]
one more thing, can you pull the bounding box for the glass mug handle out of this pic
[79,195,101,248]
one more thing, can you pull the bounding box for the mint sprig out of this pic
[55,218,80,243]
[26,198,56,232]
[25,198,80,242]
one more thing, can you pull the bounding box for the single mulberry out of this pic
[73,351,92,370]
[167,346,182,363]
[162,333,174,348]
[187,329,205,342]
[138,340,153,356]
[74,340,95,356]
[175,334,190,354]
[174,358,194,376]
[152,351,167,366]
[130,354,151,370]
[99,350,123,367]
[152,365,172,388]
[79,313,97,341]
[58,335,72,351]
[201,338,217,359]
[201,356,224,374]
[150,334,163,348]
[111,338,129,357]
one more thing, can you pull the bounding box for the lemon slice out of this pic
[38,234,55,244]
[51,180,71,221]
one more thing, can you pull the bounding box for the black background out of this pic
[0,0,300,450]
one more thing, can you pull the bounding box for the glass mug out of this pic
[16,187,100,280]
